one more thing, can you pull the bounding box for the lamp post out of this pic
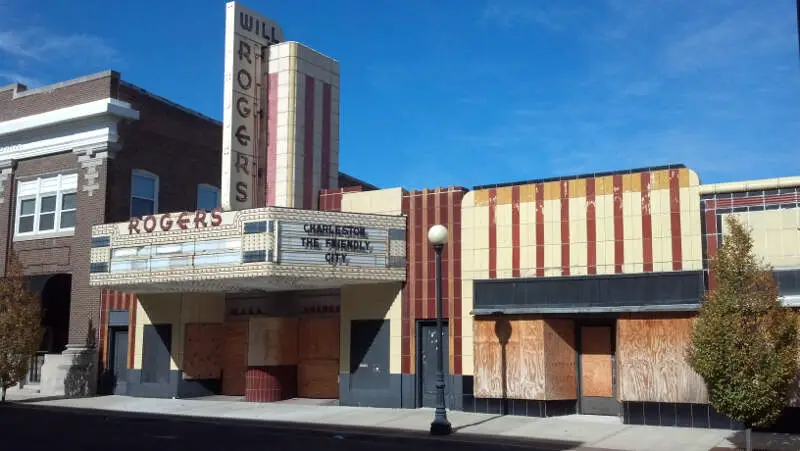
[427,224,452,436]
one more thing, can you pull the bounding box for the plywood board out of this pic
[248,317,298,366]
[617,314,708,403]
[183,323,223,380]
[298,317,339,360]
[580,326,613,398]
[473,317,547,400]
[298,359,339,398]
[544,319,577,399]
[222,320,248,396]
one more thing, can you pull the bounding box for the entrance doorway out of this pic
[417,320,449,408]
[577,323,619,416]
[109,327,129,395]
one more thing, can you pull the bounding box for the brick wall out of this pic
[106,83,222,221]
[0,72,118,122]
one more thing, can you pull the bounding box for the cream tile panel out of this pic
[341,188,404,215]
[495,204,513,278]
[723,209,800,268]
[569,197,588,276]
[461,278,474,376]
[542,199,561,276]
[680,186,703,270]
[622,190,643,273]
[595,194,615,275]
[650,189,672,272]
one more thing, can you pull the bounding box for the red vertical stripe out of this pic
[438,190,449,318]
[302,75,316,209]
[412,192,423,368]
[613,175,624,273]
[641,172,654,272]
[511,186,521,278]
[560,181,570,276]
[426,191,436,318]
[320,83,332,191]
[535,184,545,277]
[401,193,411,374]
[453,190,463,375]
[488,188,497,279]
[266,73,279,207]
[586,178,597,275]
[669,169,683,270]
[99,289,108,368]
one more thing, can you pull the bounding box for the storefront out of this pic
[90,206,406,401]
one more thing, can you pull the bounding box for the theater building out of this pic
[82,1,800,432]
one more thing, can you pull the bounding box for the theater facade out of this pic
[86,1,800,432]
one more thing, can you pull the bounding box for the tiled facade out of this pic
[6,1,800,436]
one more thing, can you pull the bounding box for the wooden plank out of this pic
[298,317,339,360]
[183,323,223,380]
[580,326,613,398]
[543,319,577,399]
[298,359,339,398]
[222,321,248,396]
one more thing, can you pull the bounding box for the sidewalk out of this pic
[6,392,800,451]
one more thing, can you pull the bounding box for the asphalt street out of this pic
[0,404,598,451]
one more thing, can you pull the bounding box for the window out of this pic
[197,184,220,211]
[131,170,159,217]
[15,173,78,237]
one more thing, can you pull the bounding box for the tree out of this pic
[687,215,799,450]
[0,251,43,402]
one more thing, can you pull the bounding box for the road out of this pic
[0,404,596,451]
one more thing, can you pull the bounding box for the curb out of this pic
[2,402,601,450]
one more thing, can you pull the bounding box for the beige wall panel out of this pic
[340,282,402,373]
[680,185,703,270]
[650,189,673,272]
[622,190,643,273]
[341,187,404,215]
[495,204,513,278]
[569,196,588,276]
[519,201,537,277]
[595,194,615,275]
[542,199,561,276]
[722,208,800,268]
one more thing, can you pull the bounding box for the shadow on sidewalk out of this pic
[714,430,800,451]
[0,402,587,450]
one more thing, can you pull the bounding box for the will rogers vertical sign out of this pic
[220,2,284,211]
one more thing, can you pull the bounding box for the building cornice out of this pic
[0,98,139,163]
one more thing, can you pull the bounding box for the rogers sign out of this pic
[128,209,223,234]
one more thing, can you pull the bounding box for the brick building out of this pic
[0,71,222,395]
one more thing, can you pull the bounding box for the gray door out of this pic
[418,321,449,408]
[578,325,620,416]
[111,328,129,395]
[349,320,390,392]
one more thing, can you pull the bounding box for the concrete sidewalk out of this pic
[6,392,800,451]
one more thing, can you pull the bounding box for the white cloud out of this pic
[0,70,41,87]
[480,0,583,30]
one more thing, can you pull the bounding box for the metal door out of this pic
[111,328,128,395]
[417,321,449,408]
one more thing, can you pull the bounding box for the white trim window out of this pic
[15,173,78,237]
[131,169,159,217]
[197,184,220,211]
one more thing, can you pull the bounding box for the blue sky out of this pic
[0,0,798,189]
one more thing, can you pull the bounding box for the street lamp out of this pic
[427,224,452,436]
